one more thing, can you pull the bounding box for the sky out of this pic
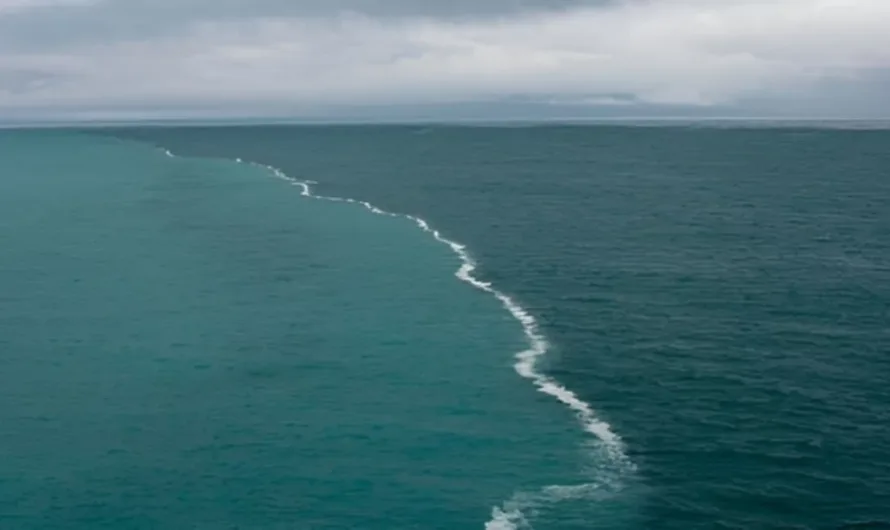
[0,0,889,121]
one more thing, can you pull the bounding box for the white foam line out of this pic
[158,146,634,528]
[266,165,629,461]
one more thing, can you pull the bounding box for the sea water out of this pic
[117,123,890,529]
[1,130,635,530]
[3,124,890,529]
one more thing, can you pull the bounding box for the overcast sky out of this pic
[1,0,889,121]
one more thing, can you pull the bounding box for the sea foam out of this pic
[160,147,634,528]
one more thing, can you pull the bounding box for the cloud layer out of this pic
[1,0,889,119]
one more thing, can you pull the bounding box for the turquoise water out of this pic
[0,130,635,529]
[4,124,890,529]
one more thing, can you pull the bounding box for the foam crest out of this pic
[542,483,605,501]
[486,507,528,530]
[157,146,633,528]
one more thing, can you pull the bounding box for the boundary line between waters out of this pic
[158,146,635,529]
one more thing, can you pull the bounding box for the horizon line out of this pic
[3,115,890,131]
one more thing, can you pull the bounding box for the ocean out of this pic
[1,124,888,529]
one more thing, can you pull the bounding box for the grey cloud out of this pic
[0,0,609,52]
[1,0,889,120]
[0,68,60,94]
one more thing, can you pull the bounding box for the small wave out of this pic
[158,146,634,528]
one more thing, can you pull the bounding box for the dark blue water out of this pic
[2,124,889,529]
